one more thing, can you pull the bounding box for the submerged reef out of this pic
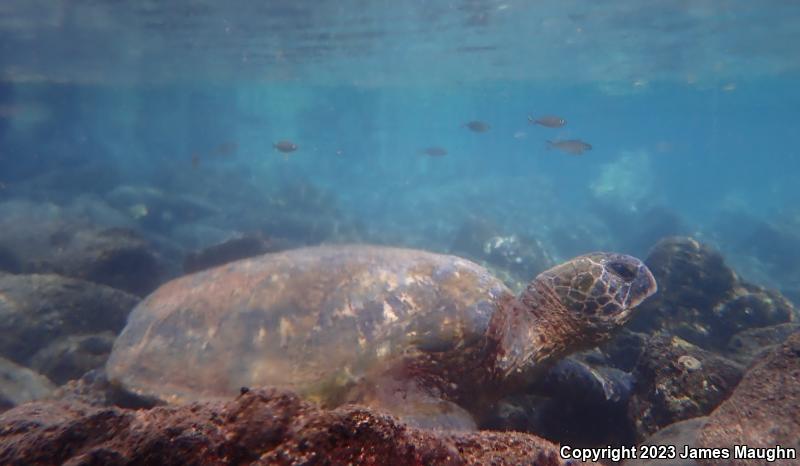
[697,331,800,464]
[0,200,166,295]
[0,356,55,412]
[0,273,138,366]
[627,334,743,440]
[0,196,798,463]
[450,216,553,290]
[630,236,796,351]
[0,387,578,466]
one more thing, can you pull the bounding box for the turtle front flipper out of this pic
[349,371,478,431]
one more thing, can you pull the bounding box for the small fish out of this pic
[422,147,447,157]
[191,153,201,169]
[273,140,298,153]
[528,114,566,128]
[546,139,592,155]
[464,120,491,132]
[513,131,527,139]
[335,149,344,156]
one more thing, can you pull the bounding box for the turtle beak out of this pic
[626,263,657,309]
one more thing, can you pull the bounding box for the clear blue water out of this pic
[2,2,800,290]
[1,0,800,453]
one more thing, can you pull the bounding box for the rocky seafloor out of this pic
[0,182,798,465]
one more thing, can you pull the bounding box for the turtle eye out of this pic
[608,261,637,281]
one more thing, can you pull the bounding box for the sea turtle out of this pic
[106,245,656,429]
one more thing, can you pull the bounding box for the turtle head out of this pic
[489,252,656,379]
[537,252,657,328]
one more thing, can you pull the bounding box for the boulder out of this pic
[625,417,707,466]
[25,227,164,296]
[451,217,553,287]
[106,185,220,234]
[0,387,585,466]
[698,331,800,465]
[631,237,795,350]
[628,334,743,440]
[0,357,55,413]
[0,273,138,364]
[0,199,167,295]
[485,354,638,447]
[28,332,116,385]
[726,322,800,366]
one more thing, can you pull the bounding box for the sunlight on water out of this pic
[2,0,799,86]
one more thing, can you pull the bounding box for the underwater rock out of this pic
[106,185,220,234]
[726,322,800,366]
[523,355,638,447]
[485,351,638,446]
[537,356,635,406]
[64,194,139,230]
[698,331,800,464]
[0,388,582,466]
[0,356,55,413]
[28,332,116,385]
[451,216,553,285]
[712,283,795,340]
[0,200,166,295]
[628,334,743,441]
[626,417,707,466]
[183,231,285,274]
[493,393,636,448]
[0,273,138,365]
[480,394,552,436]
[257,179,358,245]
[630,237,737,340]
[52,369,162,410]
[51,369,162,410]
[630,236,796,350]
[599,329,649,372]
[25,227,164,296]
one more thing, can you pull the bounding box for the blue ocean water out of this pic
[1,1,799,290]
[1,1,800,456]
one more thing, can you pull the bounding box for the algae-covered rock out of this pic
[0,387,590,465]
[0,273,138,364]
[628,334,743,440]
[698,331,800,465]
[0,356,54,413]
[28,332,116,385]
[631,237,795,350]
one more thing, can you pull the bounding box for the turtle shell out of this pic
[106,245,509,404]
